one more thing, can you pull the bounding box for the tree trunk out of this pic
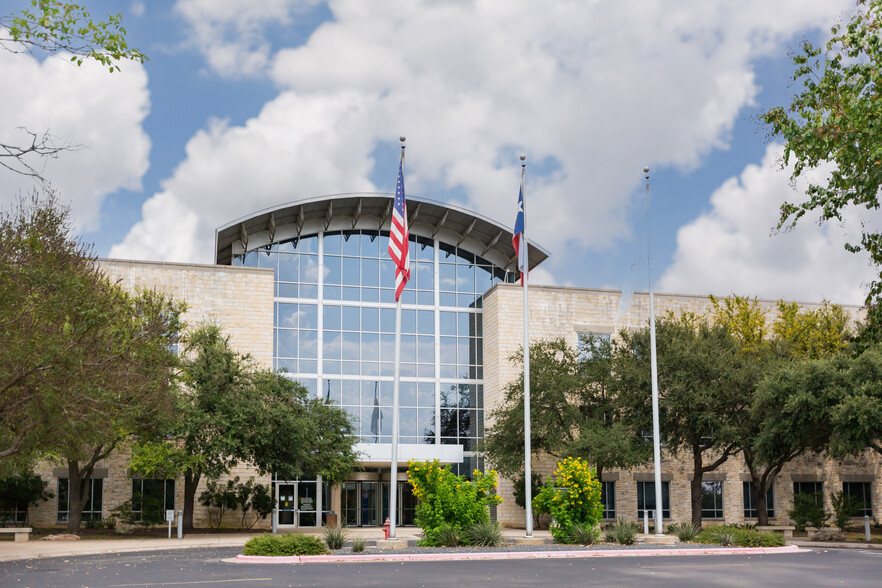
[690,445,704,526]
[183,469,200,530]
[755,482,769,527]
[66,459,85,533]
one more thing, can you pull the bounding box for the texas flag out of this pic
[513,183,527,285]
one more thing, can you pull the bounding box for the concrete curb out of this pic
[235,545,801,564]
[787,540,882,551]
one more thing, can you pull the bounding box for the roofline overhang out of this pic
[215,192,549,273]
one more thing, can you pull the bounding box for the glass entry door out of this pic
[275,481,320,527]
[381,482,417,527]
[341,481,379,526]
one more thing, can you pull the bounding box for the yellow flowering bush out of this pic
[407,459,502,546]
[532,457,603,543]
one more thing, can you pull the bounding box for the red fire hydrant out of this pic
[383,517,391,539]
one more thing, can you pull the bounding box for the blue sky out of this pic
[2,0,877,305]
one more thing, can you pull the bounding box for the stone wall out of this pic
[482,283,876,528]
[26,260,276,529]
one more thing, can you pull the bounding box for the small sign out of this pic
[300,497,314,510]
[166,510,175,522]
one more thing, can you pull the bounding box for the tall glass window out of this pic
[233,229,514,470]
[637,481,670,519]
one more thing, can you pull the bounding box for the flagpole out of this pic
[389,137,406,540]
[645,166,664,537]
[521,154,533,538]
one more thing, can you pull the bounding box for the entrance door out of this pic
[341,481,379,526]
[298,481,317,527]
[277,484,296,526]
[381,481,416,526]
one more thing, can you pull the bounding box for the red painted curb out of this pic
[235,545,800,564]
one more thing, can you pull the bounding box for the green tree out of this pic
[616,315,750,526]
[0,1,147,182]
[760,0,882,304]
[484,337,649,497]
[131,323,358,530]
[829,346,882,458]
[709,295,852,526]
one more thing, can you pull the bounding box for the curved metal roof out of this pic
[215,192,549,272]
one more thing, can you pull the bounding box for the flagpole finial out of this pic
[400,136,406,148]
[644,166,650,178]
[520,153,526,163]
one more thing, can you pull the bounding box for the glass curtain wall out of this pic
[234,229,514,473]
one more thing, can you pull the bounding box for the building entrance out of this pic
[342,481,416,527]
[275,481,319,527]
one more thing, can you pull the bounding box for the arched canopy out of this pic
[215,192,550,272]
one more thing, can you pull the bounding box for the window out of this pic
[57,478,103,522]
[601,481,615,519]
[637,481,670,519]
[577,332,611,360]
[701,481,724,519]
[743,482,775,519]
[131,479,175,522]
[843,482,873,518]
[793,481,823,506]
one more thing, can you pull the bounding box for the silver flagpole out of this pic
[521,154,533,538]
[389,137,406,540]
[645,166,664,537]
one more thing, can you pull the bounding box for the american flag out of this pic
[513,182,527,285]
[388,159,410,301]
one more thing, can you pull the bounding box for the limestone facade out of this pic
[483,283,879,528]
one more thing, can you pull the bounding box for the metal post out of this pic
[520,155,533,538]
[272,508,278,534]
[177,510,183,539]
[644,509,649,535]
[645,166,664,537]
[865,515,871,542]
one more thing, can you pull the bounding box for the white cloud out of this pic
[0,47,150,232]
[173,0,320,78]
[118,0,855,272]
[658,144,880,305]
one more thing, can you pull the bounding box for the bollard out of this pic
[272,508,278,534]
[865,515,871,542]
[177,510,183,539]
[643,510,649,535]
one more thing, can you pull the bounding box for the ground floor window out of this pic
[701,481,724,519]
[0,507,27,525]
[843,482,873,518]
[131,479,174,523]
[793,481,823,506]
[637,481,670,519]
[601,481,615,519]
[57,478,103,522]
[743,482,775,519]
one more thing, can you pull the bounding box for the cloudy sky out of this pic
[2,0,877,305]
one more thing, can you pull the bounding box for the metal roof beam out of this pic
[267,213,276,243]
[456,219,477,247]
[323,201,334,231]
[432,210,449,238]
[481,230,504,257]
[380,200,392,230]
[351,198,363,229]
[295,207,304,234]
[239,223,248,251]
[409,202,421,226]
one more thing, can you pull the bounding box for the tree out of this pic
[709,295,852,526]
[0,194,182,492]
[829,346,882,457]
[131,323,359,530]
[616,315,750,526]
[0,1,147,182]
[57,287,183,532]
[760,0,882,303]
[484,338,649,496]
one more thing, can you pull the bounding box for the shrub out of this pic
[436,523,461,547]
[696,525,784,547]
[0,471,54,525]
[568,523,601,545]
[407,459,502,547]
[199,478,239,529]
[831,491,863,530]
[242,533,330,556]
[351,536,366,553]
[323,526,348,550]
[605,518,639,545]
[532,457,604,544]
[111,498,164,528]
[667,522,701,542]
[468,520,504,547]
[789,493,830,531]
